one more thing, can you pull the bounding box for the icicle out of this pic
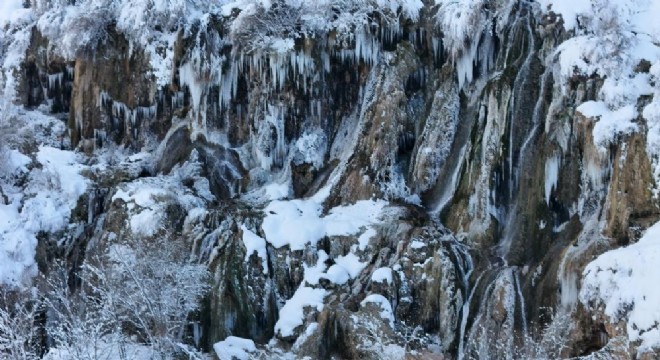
[172,91,185,110]
[321,51,330,73]
[432,37,442,64]
[455,36,480,90]
[47,73,64,92]
[355,29,380,66]
[179,62,204,118]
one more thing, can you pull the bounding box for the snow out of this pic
[21,146,89,234]
[302,250,330,285]
[44,336,155,360]
[360,294,395,327]
[536,0,591,31]
[274,286,327,338]
[276,246,367,335]
[358,227,377,251]
[241,225,268,274]
[371,267,393,285]
[213,336,257,360]
[292,322,319,351]
[320,252,366,284]
[580,221,660,350]
[113,186,168,237]
[292,131,327,170]
[547,0,660,186]
[261,196,387,250]
[6,149,31,175]
[643,62,660,197]
[1,6,34,99]
[323,264,351,285]
[577,101,638,152]
[0,148,87,285]
[0,0,29,28]
[410,240,426,249]
[333,252,366,279]
[109,154,212,238]
[264,181,291,200]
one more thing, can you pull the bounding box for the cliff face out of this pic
[2,0,660,359]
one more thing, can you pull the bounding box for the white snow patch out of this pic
[262,197,387,250]
[5,149,31,175]
[264,181,291,200]
[292,131,327,170]
[241,225,269,274]
[319,251,367,284]
[302,250,329,285]
[410,240,426,249]
[113,186,168,237]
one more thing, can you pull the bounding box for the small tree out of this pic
[45,237,210,359]
[0,288,41,360]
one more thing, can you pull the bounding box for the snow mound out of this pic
[361,294,395,327]
[213,336,257,360]
[371,267,394,285]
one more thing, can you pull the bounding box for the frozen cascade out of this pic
[455,40,478,90]
[47,72,63,92]
[448,237,478,360]
[179,61,210,133]
[454,23,496,90]
[334,28,382,66]
[507,11,536,203]
[98,91,157,142]
[430,143,467,214]
[496,8,538,259]
[544,155,561,205]
[518,67,552,163]
[513,269,528,338]
[556,216,603,312]
[457,274,483,360]
[463,269,518,359]
[172,91,185,110]
[254,105,287,170]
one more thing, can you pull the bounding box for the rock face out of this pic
[2,0,660,359]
